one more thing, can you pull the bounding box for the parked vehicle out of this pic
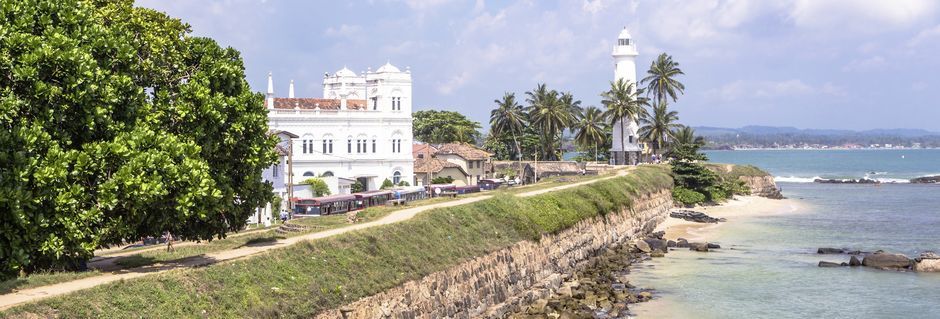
[426,184,456,197]
[479,178,504,191]
[293,194,358,216]
[455,185,480,194]
[355,190,393,209]
[393,186,428,202]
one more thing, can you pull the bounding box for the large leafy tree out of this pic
[412,110,481,144]
[0,0,275,278]
[573,106,608,161]
[641,53,685,105]
[639,102,682,155]
[601,78,648,160]
[489,92,526,160]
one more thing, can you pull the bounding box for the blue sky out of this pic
[138,0,940,131]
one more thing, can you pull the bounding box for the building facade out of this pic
[248,130,296,226]
[412,142,492,186]
[610,27,643,165]
[266,62,415,195]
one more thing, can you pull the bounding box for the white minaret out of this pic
[610,27,641,165]
[288,80,295,98]
[266,72,274,108]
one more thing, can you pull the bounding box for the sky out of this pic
[137,0,940,132]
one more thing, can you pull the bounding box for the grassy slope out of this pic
[4,166,672,319]
[703,163,770,181]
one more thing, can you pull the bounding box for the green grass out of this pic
[704,163,770,180]
[4,166,672,318]
[0,270,101,294]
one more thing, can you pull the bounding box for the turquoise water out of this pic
[629,150,940,318]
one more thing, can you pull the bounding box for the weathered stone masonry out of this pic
[317,187,673,319]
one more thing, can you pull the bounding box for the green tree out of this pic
[380,178,395,189]
[431,176,454,184]
[0,0,275,278]
[525,84,576,160]
[639,102,682,155]
[413,110,481,144]
[351,182,364,193]
[573,106,608,162]
[601,79,648,162]
[641,53,685,105]
[489,92,526,161]
[301,178,331,197]
[672,126,705,147]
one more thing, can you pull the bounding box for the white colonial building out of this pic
[610,27,643,165]
[248,130,296,226]
[265,62,415,196]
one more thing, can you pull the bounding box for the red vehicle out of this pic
[354,190,393,209]
[293,194,358,216]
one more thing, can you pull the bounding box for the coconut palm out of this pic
[525,84,574,160]
[490,92,527,160]
[573,106,608,161]
[601,78,648,164]
[639,101,682,156]
[673,126,705,147]
[641,53,685,105]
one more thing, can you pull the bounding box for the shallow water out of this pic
[630,150,940,318]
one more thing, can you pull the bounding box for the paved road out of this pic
[0,168,629,311]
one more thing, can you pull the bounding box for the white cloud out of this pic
[707,79,845,101]
[789,0,939,32]
[842,55,886,72]
[324,24,362,38]
[437,71,470,94]
[908,24,940,46]
[582,0,607,15]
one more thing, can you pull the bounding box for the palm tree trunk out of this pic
[512,131,521,180]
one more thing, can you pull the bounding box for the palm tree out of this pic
[526,84,574,160]
[673,126,705,147]
[490,92,526,160]
[641,53,685,105]
[639,101,682,156]
[601,78,648,164]
[573,106,608,161]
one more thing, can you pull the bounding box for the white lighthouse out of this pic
[610,27,642,165]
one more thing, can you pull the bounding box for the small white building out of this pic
[266,62,415,196]
[610,27,643,165]
[249,130,297,226]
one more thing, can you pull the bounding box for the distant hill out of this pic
[693,126,940,148]
[694,126,940,138]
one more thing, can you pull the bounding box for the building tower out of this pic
[610,27,641,165]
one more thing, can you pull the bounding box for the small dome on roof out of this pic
[618,27,632,39]
[335,66,356,77]
[376,62,401,73]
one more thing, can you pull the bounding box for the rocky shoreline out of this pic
[816,248,940,272]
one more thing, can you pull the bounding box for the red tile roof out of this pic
[434,143,491,160]
[266,98,367,110]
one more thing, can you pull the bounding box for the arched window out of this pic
[321,171,334,177]
[303,171,315,177]
[393,171,402,184]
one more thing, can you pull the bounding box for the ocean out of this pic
[629,149,940,318]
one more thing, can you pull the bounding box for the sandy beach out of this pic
[655,195,806,242]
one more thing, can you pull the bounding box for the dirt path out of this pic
[0,168,631,311]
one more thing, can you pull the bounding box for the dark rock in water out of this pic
[667,240,677,248]
[814,178,880,184]
[818,261,843,267]
[706,243,721,249]
[818,247,846,254]
[910,175,940,184]
[650,231,665,240]
[676,239,690,248]
[689,243,709,252]
[644,238,668,253]
[862,252,913,270]
[670,210,726,223]
[849,256,862,266]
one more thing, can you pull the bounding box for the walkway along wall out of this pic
[317,187,673,318]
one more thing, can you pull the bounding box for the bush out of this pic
[673,187,706,206]
[381,179,395,189]
[398,181,410,187]
[301,178,331,196]
[431,176,454,184]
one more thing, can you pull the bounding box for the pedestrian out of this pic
[164,231,175,252]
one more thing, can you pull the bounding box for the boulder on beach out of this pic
[862,252,912,270]
[634,240,652,253]
[676,239,690,248]
[817,247,846,254]
[667,240,677,248]
[689,243,709,252]
[707,243,721,249]
[913,252,940,272]
[644,238,668,253]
